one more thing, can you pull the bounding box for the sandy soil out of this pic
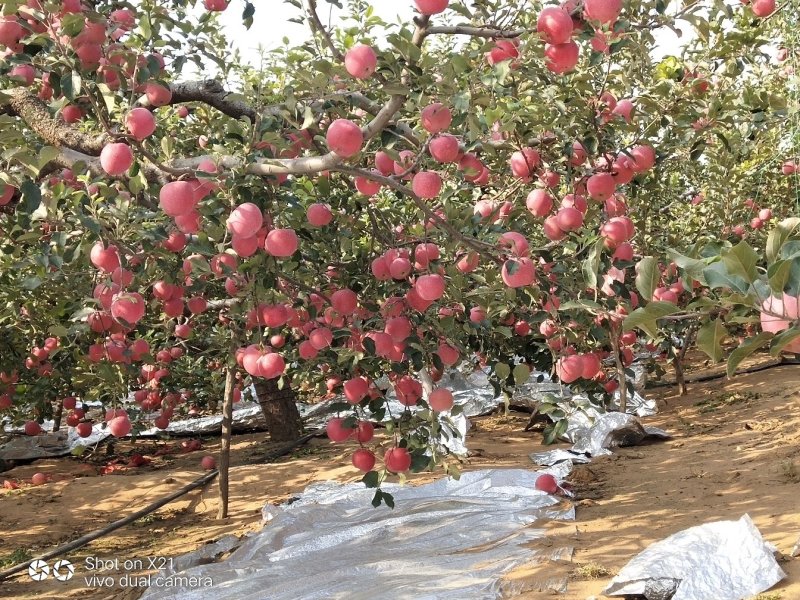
[0,359,798,600]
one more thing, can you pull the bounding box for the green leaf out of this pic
[767,218,800,264]
[727,332,773,377]
[19,180,41,214]
[689,140,705,161]
[22,276,42,290]
[696,319,726,363]
[513,363,530,385]
[38,146,60,170]
[702,262,749,293]
[300,105,315,130]
[362,470,380,488]
[96,82,117,114]
[767,259,792,294]
[60,71,81,101]
[635,257,660,301]
[623,302,680,339]
[139,12,152,40]
[722,241,758,283]
[494,363,511,382]
[667,249,707,284]
[582,238,604,289]
[769,328,800,356]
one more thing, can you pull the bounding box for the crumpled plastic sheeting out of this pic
[161,535,241,578]
[0,423,110,461]
[140,469,575,600]
[604,514,785,600]
[571,412,670,457]
[530,413,669,466]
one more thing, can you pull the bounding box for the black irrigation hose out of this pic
[0,469,219,582]
[645,358,800,389]
[0,430,321,583]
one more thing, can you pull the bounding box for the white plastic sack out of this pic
[140,469,575,600]
[604,514,785,600]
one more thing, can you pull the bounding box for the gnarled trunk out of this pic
[254,378,303,442]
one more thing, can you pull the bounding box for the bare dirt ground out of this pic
[1,357,798,600]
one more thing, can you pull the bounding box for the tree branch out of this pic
[426,25,528,38]
[304,0,345,63]
[167,80,258,121]
[334,165,501,263]
[3,88,111,154]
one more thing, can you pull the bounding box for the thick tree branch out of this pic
[426,25,528,38]
[168,80,258,121]
[4,88,111,154]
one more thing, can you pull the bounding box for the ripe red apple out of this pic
[395,375,423,406]
[31,473,48,486]
[326,119,363,157]
[265,228,298,257]
[227,202,263,237]
[428,388,454,412]
[355,173,382,196]
[10,64,35,85]
[437,342,460,366]
[586,172,616,201]
[612,99,634,123]
[24,420,41,436]
[556,206,584,231]
[510,148,541,180]
[200,455,217,470]
[108,415,132,437]
[331,289,358,314]
[384,447,412,473]
[537,6,573,44]
[61,104,83,123]
[352,449,376,472]
[307,203,333,226]
[544,41,580,74]
[76,422,93,437]
[429,134,460,163]
[421,103,452,133]
[556,355,583,383]
[159,181,197,217]
[415,273,446,301]
[111,292,146,325]
[630,145,656,172]
[502,257,536,288]
[535,473,559,493]
[90,241,121,273]
[125,108,156,140]
[353,421,374,443]
[412,171,443,198]
[526,189,554,217]
[414,0,449,14]
[344,376,369,404]
[100,143,134,176]
[344,44,377,79]
[326,417,352,442]
[751,0,775,16]
[583,0,623,23]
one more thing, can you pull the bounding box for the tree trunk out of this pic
[254,377,304,443]
[217,368,234,519]
[611,327,628,413]
[675,326,696,397]
[52,398,63,432]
